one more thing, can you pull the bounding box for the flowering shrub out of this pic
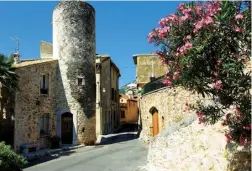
[148,1,251,147]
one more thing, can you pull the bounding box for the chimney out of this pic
[13,53,20,64]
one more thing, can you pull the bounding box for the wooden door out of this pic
[61,113,73,144]
[152,112,159,136]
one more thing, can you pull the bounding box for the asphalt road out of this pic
[24,132,148,171]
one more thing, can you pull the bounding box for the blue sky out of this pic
[0,1,181,87]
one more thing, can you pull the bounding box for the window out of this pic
[77,77,85,86]
[40,74,49,95]
[111,88,114,101]
[121,111,125,118]
[40,114,49,136]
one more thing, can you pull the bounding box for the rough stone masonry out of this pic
[53,1,96,145]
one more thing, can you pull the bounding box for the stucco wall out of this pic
[126,100,138,123]
[40,41,53,58]
[139,86,205,143]
[14,61,58,151]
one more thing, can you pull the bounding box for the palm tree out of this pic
[0,53,19,92]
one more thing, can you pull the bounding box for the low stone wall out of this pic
[145,115,251,171]
[138,86,206,143]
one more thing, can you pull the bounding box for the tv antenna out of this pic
[10,37,20,54]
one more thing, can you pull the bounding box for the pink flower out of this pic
[179,15,189,22]
[181,8,191,15]
[204,16,214,25]
[212,71,218,76]
[157,27,170,39]
[243,124,251,130]
[206,1,221,16]
[217,59,222,66]
[158,18,168,27]
[186,35,191,40]
[234,26,243,32]
[196,111,203,117]
[173,71,180,80]
[225,134,232,142]
[165,69,170,75]
[183,35,192,41]
[162,78,172,86]
[194,5,202,15]
[235,13,244,20]
[167,14,178,23]
[184,42,192,49]
[148,31,155,43]
[193,20,204,33]
[214,80,222,90]
[198,117,205,124]
[177,3,184,11]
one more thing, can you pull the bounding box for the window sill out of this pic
[40,94,49,97]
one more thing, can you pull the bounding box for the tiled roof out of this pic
[14,58,57,68]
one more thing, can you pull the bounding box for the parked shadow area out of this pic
[115,123,139,133]
[23,150,76,169]
[98,132,139,145]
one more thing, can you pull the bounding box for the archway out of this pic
[61,112,73,144]
[149,107,159,136]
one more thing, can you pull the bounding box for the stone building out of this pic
[119,94,138,124]
[133,53,167,90]
[95,55,121,136]
[14,59,58,150]
[3,1,120,152]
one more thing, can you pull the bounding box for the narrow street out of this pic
[24,125,148,171]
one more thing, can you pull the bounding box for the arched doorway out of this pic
[61,112,73,144]
[149,107,159,136]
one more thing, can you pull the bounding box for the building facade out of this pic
[1,1,120,152]
[133,54,167,90]
[119,94,138,124]
[95,55,121,136]
[14,59,58,150]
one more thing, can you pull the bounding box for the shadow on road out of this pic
[114,123,139,133]
[23,150,76,169]
[98,132,139,145]
[97,123,140,145]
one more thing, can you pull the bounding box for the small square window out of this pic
[77,77,85,86]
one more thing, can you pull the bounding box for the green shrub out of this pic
[0,141,27,171]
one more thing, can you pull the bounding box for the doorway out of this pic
[149,107,159,136]
[61,112,73,144]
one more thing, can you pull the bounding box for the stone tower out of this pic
[53,1,96,145]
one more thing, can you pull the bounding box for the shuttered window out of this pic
[40,114,49,136]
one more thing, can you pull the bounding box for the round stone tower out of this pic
[53,1,96,145]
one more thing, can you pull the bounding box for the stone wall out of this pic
[145,115,251,171]
[53,1,96,145]
[14,60,58,151]
[139,86,204,143]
